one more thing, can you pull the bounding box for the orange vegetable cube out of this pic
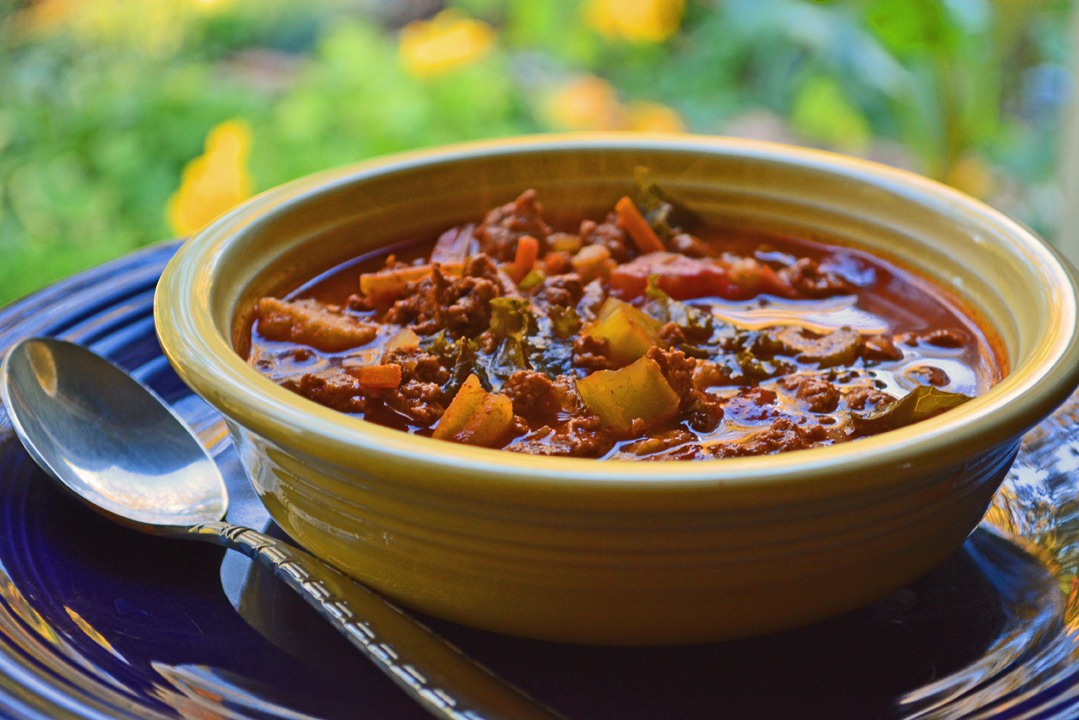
[346,363,402,389]
[571,245,616,283]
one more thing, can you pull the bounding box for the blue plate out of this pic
[0,241,1077,720]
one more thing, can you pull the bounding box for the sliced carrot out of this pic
[510,235,540,284]
[615,196,664,254]
[346,363,402,389]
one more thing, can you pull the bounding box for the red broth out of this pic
[243,190,1003,461]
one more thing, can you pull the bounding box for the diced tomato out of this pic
[609,252,753,301]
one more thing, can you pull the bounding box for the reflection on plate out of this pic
[0,242,1076,720]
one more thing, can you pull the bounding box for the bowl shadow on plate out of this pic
[235,524,1058,720]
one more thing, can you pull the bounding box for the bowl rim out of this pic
[154,132,1079,498]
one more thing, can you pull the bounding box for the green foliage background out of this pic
[0,0,1071,305]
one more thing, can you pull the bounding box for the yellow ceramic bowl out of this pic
[155,135,1079,645]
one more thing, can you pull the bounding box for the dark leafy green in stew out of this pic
[245,177,1002,460]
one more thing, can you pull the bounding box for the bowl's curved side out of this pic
[154,134,1079,643]
[230,420,1019,644]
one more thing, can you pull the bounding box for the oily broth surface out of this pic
[244,223,1003,459]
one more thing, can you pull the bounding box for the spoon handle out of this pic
[188,521,565,720]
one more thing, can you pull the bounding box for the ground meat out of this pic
[502,370,560,420]
[909,365,951,387]
[723,387,779,424]
[377,348,452,424]
[463,254,519,297]
[775,326,860,367]
[256,298,377,352]
[845,386,895,411]
[441,277,500,335]
[641,443,709,461]
[580,213,633,263]
[543,273,584,306]
[383,380,446,425]
[562,415,614,457]
[542,251,574,276]
[919,328,968,348]
[780,375,840,413]
[779,258,851,298]
[291,373,368,413]
[573,335,613,371]
[346,293,375,312]
[476,189,552,262]
[383,264,500,337]
[710,418,828,458]
[382,348,450,384]
[862,334,904,362]
[669,233,711,258]
[505,415,613,457]
[659,322,687,346]
[624,429,697,457]
[646,346,696,406]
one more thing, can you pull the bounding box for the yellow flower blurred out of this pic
[626,102,685,133]
[399,10,495,78]
[585,0,684,42]
[544,76,623,131]
[167,120,252,236]
[544,76,685,134]
[945,154,996,200]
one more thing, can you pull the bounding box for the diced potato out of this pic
[384,328,420,350]
[433,374,514,447]
[454,393,514,447]
[582,298,665,367]
[576,356,681,435]
[360,263,463,304]
[571,245,616,283]
[518,269,547,291]
[256,298,377,353]
[548,232,582,254]
[594,297,662,332]
[433,374,487,440]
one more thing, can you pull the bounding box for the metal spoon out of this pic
[1,337,562,720]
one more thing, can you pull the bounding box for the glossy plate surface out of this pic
[0,242,1077,718]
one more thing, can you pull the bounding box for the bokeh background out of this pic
[0,0,1074,306]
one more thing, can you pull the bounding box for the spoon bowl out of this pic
[2,337,227,531]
